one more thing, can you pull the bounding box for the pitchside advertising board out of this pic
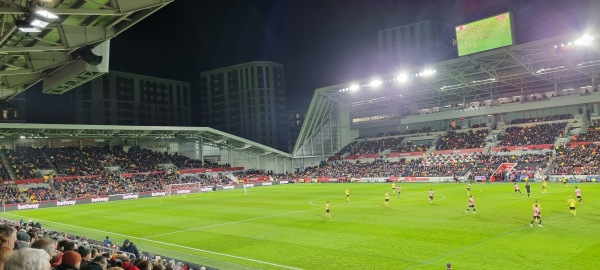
[456,12,515,57]
[6,182,277,211]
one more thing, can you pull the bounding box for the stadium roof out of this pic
[294,33,600,156]
[0,0,172,99]
[0,123,291,158]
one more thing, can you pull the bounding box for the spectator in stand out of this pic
[436,129,489,150]
[31,238,58,262]
[0,225,17,251]
[77,246,92,269]
[4,248,51,270]
[81,256,107,270]
[509,114,572,124]
[498,123,566,146]
[103,236,112,247]
[58,251,81,270]
[119,239,140,259]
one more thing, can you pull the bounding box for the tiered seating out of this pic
[0,219,206,270]
[509,114,572,124]
[8,146,51,179]
[180,173,235,186]
[294,154,479,178]
[389,141,430,153]
[22,185,57,202]
[125,172,175,192]
[0,184,27,204]
[45,147,111,176]
[498,123,566,146]
[234,169,272,180]
[469,153,551,181]
[167,153,230,169]
[112,146,169,173]
[572,119,600,142]
[553,144,600,175]
[436,129,488,150]
[53,174,127,200]
[0,159,10,181]
[347,137,403,156]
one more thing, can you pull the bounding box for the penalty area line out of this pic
[3,213,302,270]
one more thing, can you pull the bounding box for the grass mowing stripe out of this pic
[2,182,599,269]
[4,212,303,270]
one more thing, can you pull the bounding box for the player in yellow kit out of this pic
[467,183,472,195]
[542,179,547,194]
[384,192,390,207]
[391,183,397,194]
[345,187,350,202]
[568,196,577,216]
[325,201,331,219]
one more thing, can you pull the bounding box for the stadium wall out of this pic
[5,182,283,212]
[338,104,359,151]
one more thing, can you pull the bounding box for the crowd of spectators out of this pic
[126,172,175,192]
[509,114,572,124]
[54,174,127,200]
[180,173,235,186]
[7,146,51,179]
[292,156,474,179]
[389,141,430,153]
[0,218,207,270]
[0,184,27,204]
[574,119,600,142]
[498,123,566,146]
[436,129,489,150]
[166,153,230,170]
[112,146,170,173]
[0,160,10,181]
[552,144,600,175]
[45,147,111,176]
[345,137,403,156]
[23,185,57,202]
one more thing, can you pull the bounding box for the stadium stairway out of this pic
[0,149,18,180]
[41,150,60,173]
[46,177,65,201]
[491,163,517,181]
[225,173,238,183]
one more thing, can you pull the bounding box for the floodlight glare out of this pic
[33,6,58,20]
[15,19,41,32]
[397,73,408,83]
[349,84,359,91]
[574,34,595,46]
[370,80,382,87]
[30,18,49,28]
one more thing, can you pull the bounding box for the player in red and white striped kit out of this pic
[466,195,476,214]
[530,206,542,227]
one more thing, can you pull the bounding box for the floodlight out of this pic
[15,19,41,32]
[397,73,408,83]
[29,18,49,27]
[349,84,359,91]
[33,6,58,20]
[574,34,594,46]
[370,80,382,87]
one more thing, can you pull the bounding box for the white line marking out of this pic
[3,213,302,270]
[144,208,311,238]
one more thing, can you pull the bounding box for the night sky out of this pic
[26,0,599,124]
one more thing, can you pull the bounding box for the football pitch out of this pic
[2,182,600,270]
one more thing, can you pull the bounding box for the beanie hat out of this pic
[62,251,82,266]
[16,231,30,242]
[78,245,91,257]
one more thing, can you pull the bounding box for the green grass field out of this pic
[457,13,513,56]
[2,182,600,270]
